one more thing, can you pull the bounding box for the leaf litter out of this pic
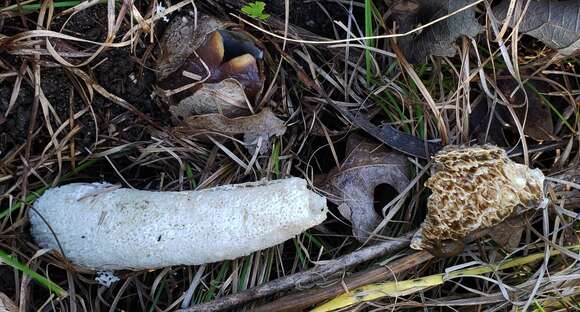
[173,108,286,155]
[494,0,580,56]
[323,134,410,241]
[1,0,580,311]
[391,0,483,63]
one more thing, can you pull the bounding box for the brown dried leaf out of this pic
[170,79,250,120]
[488,221,524,249]
[174,108,286,154]
[176,107,284,135]
[324,135,410,241]
[469,78,554,144]
[468,101,508,146]
[391,0,482,63]
[498,80,554,141]
[494,0,580,56]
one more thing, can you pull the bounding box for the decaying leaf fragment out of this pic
[391,0,482,63]
[411,145,545,253]
[174,108,286,154]
[324,135,410,241]
[494,0,580,56]
[169,79,250,120]
[469,78,554,144]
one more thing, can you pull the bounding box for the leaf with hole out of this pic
[323,134,410,241]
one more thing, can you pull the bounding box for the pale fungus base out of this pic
[29,178,327,270]
[411,145,545,253]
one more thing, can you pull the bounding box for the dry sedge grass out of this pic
[0,0,579,311]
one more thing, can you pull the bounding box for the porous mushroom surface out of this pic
[29,177,327,270]
[411,145,545,251]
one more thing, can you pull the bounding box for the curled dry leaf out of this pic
[156,14,265,120]
[324,135,410,241]
[170,79,250,120]
[411,145,545,255]
[468,101,508,146]
[391,0,482,63]
[173,108,286,154]
[494,0,580,56]
[469,77,554,144]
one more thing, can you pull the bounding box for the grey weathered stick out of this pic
[178,233,412,312]
[252,250,433,312]
[252,214,533,312]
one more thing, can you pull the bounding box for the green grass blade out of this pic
[271,141,281,178]
[185,163,197,189]
[364,0,374,83]
[4,1,104,12]
[0,249,67,297]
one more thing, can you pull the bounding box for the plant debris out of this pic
[497,79,554,141]
[173,108,286,154]
[494,0,580,56]
[411,145,546,255]
[391,0,483,63]
[169,79,250,120]
[324,134,410,241]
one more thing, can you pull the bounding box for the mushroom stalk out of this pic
[29,178,327,270]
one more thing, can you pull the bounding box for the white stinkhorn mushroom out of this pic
[29,178,327,270]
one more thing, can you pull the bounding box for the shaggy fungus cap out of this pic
[411,145,545,251]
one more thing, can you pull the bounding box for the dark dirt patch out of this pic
[265,0,364,38]
[0,5,160,156]
[0,266,15,297]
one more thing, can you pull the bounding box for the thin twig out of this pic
[253,250,433,312]
[178,233,413,312]
[254,215,533,311]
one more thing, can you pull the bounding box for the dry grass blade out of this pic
[0,0,579,311]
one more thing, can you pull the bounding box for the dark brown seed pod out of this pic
[156,14,265,119]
